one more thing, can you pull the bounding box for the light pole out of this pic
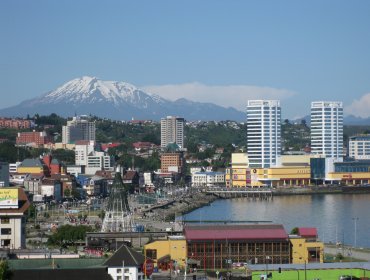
[265,256,270,276]
[352,217,359,249]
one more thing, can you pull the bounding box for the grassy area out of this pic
[249,268,369,280]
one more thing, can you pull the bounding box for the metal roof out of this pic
[184,224,288,241]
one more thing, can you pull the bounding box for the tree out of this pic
[290,227,299,234]
[0,260,11,280]
[47,225,94,246]
[64,189,71,198]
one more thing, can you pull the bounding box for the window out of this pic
[117,269,122,273]
[1,228,11,235]
[1,218,10,224]
[1,239,10,247]
[146,249,157,259]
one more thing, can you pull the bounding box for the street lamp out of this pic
[294,251,307,280]
[352,217,359,249]
[265,256,271,276]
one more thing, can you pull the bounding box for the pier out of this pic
[206,187,273,199]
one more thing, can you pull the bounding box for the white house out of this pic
[105,244,153,280]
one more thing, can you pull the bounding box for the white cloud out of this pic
[142,82,296,111]
[345,93,370,117]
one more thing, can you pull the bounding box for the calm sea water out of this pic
[182,193,370,248]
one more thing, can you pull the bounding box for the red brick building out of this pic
[16,131,53,146]
[0,118,33,129]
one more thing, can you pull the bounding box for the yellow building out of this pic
[17,158,49,175]
[144,237,187,270]
[327,172,370,185]
[290,228,324,264]
[226,153,252,188]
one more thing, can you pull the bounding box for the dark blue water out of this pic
[183,194,370,248]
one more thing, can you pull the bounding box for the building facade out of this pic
[16,131,52,146]
[0,118,33,129]
[310,101,343,159]
[161,116,184,149]
[160,152,184,174]
[349,135,370,160]
[62,116,95,144]
[191,171,225,187]
[246,100,281,168]
[0,188,30,249]
[0,162,9,187]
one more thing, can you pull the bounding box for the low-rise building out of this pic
[40,178,62,201]
[191,171,225,187]
[144,236,187,270]
[349,135,370,160]
[290,227,324,264]
[105,244,150,280]
[0,188,30,249]
[17,158,50,176]
[23,174,44,195]
[0,118,33,129]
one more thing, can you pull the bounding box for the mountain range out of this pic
[1,76,370,124]
[0,76,245,121]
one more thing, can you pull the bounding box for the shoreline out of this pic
[138,186,370,226]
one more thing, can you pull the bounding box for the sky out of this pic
[1,0,370,119]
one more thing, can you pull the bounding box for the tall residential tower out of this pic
[160,116,184,149]
[62,116,96,144]
[310,101,343,159]
[246,100,281,168]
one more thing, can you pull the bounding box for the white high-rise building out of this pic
[246,100,281,168]
[310,101,343,159]
[160,116,184,149]
[349,135,370,160]
[62,116,95,144]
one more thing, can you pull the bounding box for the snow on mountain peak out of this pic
[42,76,150,106]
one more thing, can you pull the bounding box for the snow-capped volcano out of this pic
[39,76,165,108]
[0,76,244,121]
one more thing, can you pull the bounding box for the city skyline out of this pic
[1,1,370,119]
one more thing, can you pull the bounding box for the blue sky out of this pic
[1,0,370,119]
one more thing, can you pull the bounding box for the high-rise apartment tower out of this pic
[160,116,184,149]
[246,100,281,168]
[310,101,343,159]
[62,116,96,144]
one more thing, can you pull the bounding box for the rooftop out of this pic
[184,224,288,241]
[104,244,145,267]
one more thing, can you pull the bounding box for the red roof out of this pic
[185,224,288,241]
[101,143,121,151]
[298,227,317,237]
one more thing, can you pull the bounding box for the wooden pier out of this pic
[206,187,273,200]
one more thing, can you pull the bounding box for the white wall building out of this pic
[349,135,370,160]
[311,101,343,159]
[192,171,225,187]
[62,116,96,144]
[246,100,281,168]
[85,152,114,175]
[0,188,30,249]
[75,141,95,166]
[161,116,184,149]
[9,162,21,174]
[104,244,147,280]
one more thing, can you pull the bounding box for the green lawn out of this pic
[250,268,369,280]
